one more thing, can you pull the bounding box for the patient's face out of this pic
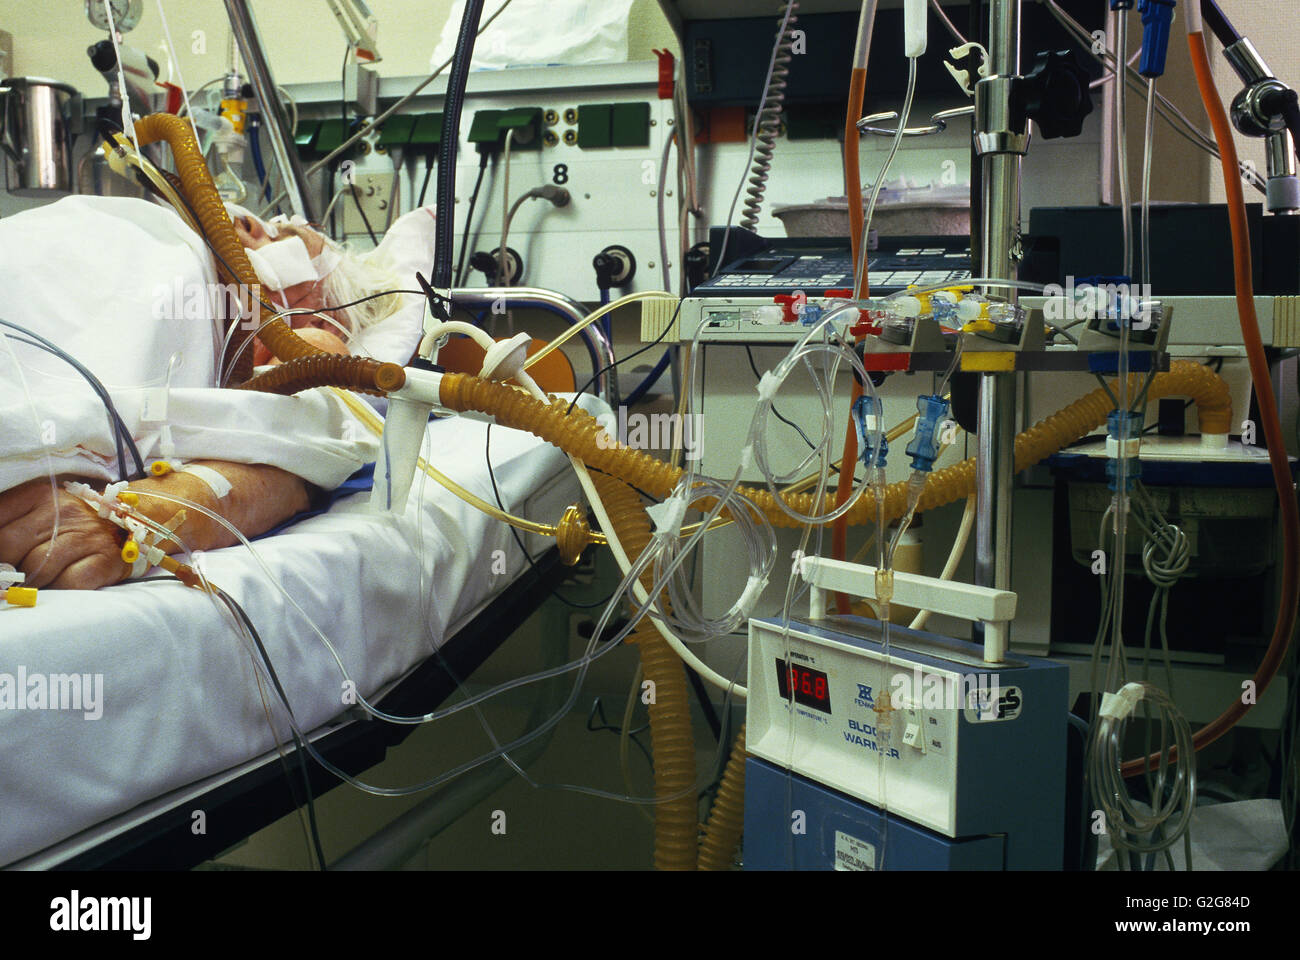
[232,215,329,317]
[232,215,349,363]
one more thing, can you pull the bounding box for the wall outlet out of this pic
[340,170,397,241]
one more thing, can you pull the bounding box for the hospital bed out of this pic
[0,398,607,869]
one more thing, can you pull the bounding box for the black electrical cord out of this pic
[453,152,491,287]
[0,320,145,482]
[417,156,436,208]
[350,184,381,246]
[214,585,328,871]
[1200,0,1242,47]
[744,345,818,452]
[337,45,379,246]
[566,300,684,416]
[484,421,618,610]
[432,0,487,289]
[585,698,653,766]
[2,332,128,478]
[682,663,723,742]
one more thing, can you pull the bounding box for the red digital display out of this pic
[776,659,832,714]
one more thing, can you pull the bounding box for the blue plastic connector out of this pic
[906,395,950,473]
[1104,409,1143,491]
[801,303,823,327]
[1138,0,1176,78]
[852,394,888,469]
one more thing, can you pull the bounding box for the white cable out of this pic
[320,186,350,227]
[504,350,754,698]
[496,128,515,285]
[522,290,674,371]
[908,493,974,631]
[855,56,918,297]
[152,0,201,144]
[101,0,138,149]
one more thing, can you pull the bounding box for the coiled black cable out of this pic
[432,0,487,290]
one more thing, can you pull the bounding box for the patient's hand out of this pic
[0,480,128,589]
[0,462,311,591]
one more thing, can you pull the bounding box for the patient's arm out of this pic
[0,462,310,590]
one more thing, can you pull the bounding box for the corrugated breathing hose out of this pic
[698,724,748,871]
[435,361,1232,530]
[132,113,404,396]
[591,473,698,871]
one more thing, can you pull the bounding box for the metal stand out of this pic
[223,0,316,221]
[972,0,1026,653]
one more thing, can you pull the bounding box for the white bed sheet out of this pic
[0,396,605,867]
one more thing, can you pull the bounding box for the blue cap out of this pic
[1138,0,1177,78]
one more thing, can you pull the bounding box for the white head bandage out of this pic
[244,234,319,291]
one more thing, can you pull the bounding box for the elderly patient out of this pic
[0,195,430,590]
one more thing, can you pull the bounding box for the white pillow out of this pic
[346,206,437,364]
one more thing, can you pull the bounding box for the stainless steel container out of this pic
[1,77,81,196]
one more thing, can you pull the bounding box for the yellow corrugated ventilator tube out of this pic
[131,114,404,395]
[591,473,699,871]
[698,724,748,871]
[438,360,1232,528]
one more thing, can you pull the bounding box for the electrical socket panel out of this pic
[341,170,398,241]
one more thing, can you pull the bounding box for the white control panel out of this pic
[679,296,861,343]
[747,619,1002,838]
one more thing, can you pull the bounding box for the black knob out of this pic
[470,248,523,285]
[1016,49,1094,140]
[592,253,619,289]
[684,242,711,292]
[594,245,636,289]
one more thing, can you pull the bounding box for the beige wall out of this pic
[0,0,675,94]
[1114,12,1212,205]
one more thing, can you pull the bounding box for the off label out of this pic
[834,831,877,871]
[963,685,1023,722]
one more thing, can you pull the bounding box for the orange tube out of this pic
[1111,30,1300,779]
[836,30,871,614]
[845,67,868,293]
[698,724,747,871]
[437,360,1232,529]
[591,473,698,871]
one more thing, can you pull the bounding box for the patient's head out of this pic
[227,205,403,360]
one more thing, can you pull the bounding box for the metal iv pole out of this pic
[223,0,316,221]
[972,0,1027,660]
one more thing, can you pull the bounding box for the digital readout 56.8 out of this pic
[776,659,832,714]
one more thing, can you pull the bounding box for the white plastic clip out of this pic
[646,494,688,539]
[945,41,990,97]
[757,370,782,400]
[736,575,770,616]
[1098,682,1147,721]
